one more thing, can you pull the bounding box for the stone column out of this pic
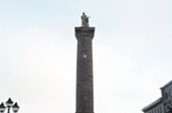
[75,21,95,113]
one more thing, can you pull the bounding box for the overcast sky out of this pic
[0,1,172,113]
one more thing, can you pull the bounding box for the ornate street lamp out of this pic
[12,103,19,113]
[0,98,19,113]
[6,98,13,113]
[0,103,6,113]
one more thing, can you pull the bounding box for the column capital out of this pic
[75,27,95,40]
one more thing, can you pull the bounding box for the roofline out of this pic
[160,80,172,89]
[142,98,162,112]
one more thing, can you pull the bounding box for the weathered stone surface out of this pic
[75,26,95,113]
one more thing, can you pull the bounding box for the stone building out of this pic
[142,80,172,113]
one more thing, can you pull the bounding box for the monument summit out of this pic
[75,13,95,113]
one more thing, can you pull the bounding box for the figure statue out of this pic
[81,12,89,27]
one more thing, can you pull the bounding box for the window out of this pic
[165,92,168,99]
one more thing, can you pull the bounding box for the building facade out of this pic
[142,81,172,113]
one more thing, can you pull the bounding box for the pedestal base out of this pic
[76,112,94,113]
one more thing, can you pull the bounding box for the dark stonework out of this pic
[75,25,95,113]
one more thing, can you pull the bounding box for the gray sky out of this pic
[0,1,172,113]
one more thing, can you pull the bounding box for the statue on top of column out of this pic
[81,12,89,27]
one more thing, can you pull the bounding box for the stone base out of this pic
[76,112,94,113]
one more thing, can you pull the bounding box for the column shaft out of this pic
[75,27,95,113]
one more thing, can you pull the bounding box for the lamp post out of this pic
[0,98,19,113]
